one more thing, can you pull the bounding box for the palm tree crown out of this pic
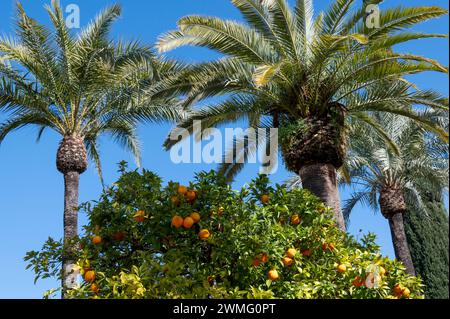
[155,0,448,229]
[0,1,182,176]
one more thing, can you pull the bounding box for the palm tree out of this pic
[0,1,182,295]
[338,111,448,275]
[155,0,448,231]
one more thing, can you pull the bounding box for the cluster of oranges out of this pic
[252,253,269,268]
[171,185,198,206]
[281,248,298,267]
[393,283,411,298]
[83,269,98,294]
[171,185,211,241]
[251,252,279,281]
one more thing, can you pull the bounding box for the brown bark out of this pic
[299,163,345,231]
[379,187,415,276]
[61,171,80,298]
[387,212,416,276]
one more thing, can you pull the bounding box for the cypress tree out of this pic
[404,198,449,299]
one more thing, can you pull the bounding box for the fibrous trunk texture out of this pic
[280,108,347,172]
[280,106,347,230]
[56,135,88,174]
[299,163,345,231]
[57,136,87,298]
[379,187,415,276]
[61,171,80,298]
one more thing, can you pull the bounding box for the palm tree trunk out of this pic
[299,163,345,231]
[387,212,416,276]
[61,171,80,298]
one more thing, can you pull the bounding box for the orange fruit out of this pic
[393,284,404,296]
[186,190,197,202]
[337,264,347,273]
[190,212,201,223]
[260,253,269,263]
[91,283,99,294]
[291,214,301,225]
[171,215,184,229]
[252,258,261,267]
[218,207,225,216]
[328,243,336,250]
[402,287,411,298]
[199,229,210,240]
[183,217,195,229]
[170,196,180,206]
[268,269,279,281]
[352,276,364,287]
[282,257,294,267]
[84,270,96,283]
[92,236,102,245]
[133,210,146,222]
[321,243,329,250]
[261,194,270,204]
[111,232,126,242]
[177,185,188,195]
[286,248,297,258]
[301,249,312,257]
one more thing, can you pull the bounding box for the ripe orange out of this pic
[111,232,126,242]
[190,212,201,223]
[337,264,347,273]
[286,248,297,258]
[402,287,411,298]
[84,270,96,283]
[261,194,270,204]
[268,269,279,281]
[291,214,301,225]
[133,210,146,222]
[183,217,195,229]
[352,276,364,287]
[186,190,197,202]
[171,215,184,229]
[252,258,261,267]
[170,196,180,206]
[328,243,336,250]
[218,207,225,216]
[301,249,312,256]
[260,253,269,263]
[92,236,102,245]
[91,283,99,294]
[282,257,294,267]
[177,185,188,195]
[321,243,329,250]
[393,284,404,297]
[199,229,210,240]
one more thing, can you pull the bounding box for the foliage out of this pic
[0,0,185,178]
[404,199,449,299]
[339,112,448,220]
[26,164,422,299]
[155,0,448,180]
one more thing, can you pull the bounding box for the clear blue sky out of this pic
[0,0,448,298]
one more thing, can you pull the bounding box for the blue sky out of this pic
[0,0,448,298]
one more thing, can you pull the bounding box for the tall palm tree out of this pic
[338,111,448,275]
[0,1,182,295]
[155,0,448,231]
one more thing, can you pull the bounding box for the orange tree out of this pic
[26,162,422,299]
